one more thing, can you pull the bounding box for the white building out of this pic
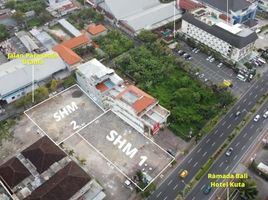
[181,10,258,62]
[0,51,67,104]
[258,0,268,12]
[76,59,170,135]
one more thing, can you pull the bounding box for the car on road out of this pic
[199,73,205,78]
[217,63,223,68]
[185,55,192,60]
[195,49,200,53]
[225,147,233,156]
[203,185,212,195]
[235,111,241,117]
[206,56,212,61]
[209,57,215,63]
[179,170,188,178]
[263,111,268,118]
[192,48,197,52]
[254,114,260,122]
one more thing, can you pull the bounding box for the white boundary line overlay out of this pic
[0,180,14,200]
[24,84,174,191]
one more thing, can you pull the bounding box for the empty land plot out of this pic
[77,110,174,190]
[25,85,104,143]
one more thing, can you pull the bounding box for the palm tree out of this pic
[238,177,258,200]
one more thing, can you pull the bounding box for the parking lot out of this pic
[77,110,174,190]
[176,43,253,97]
[25,85,104,143]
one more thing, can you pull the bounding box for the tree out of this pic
[12,11,25,23]
[0,25,9,42]
[49,79,58,92]
[137,30,158,43]
[238,177,258,200]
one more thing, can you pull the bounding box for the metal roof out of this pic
[199,0,251,12]
[182,13,258,49]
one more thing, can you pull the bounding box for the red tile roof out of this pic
[0,157,31,188]
[61,35,90,49]
[25,161,90,200]
[178,0,203,11]
[96,82,108,92]
[87,24,106,35]
[53,45,81,65]
[22,136,66,173]
[53,35,90,65]
[117,85,156,114]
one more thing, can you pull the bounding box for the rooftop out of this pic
[58,19,82,37]
[117,85,156,114]
[0,157,31,189]
[60,35,90,49]
[182,12,258,48]
[25,161,91,200]
[198,0,251,12]
[87,24,106,35]
[22,136,66,173]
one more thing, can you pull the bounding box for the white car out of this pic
[263,111,268,118]
[206,56,212,61]
[254,114,260,122]
[195,49,200,53]
[217,63,223,68]
[209,58,215,63]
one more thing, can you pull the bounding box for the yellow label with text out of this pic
[208,173,248,188]
[7,53,59,65]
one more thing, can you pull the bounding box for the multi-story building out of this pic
[76,58,170,135]
[178,0,258,25]
[181,8,258,62]
[258,0,268,12]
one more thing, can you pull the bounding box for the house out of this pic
[46,0,78,17]
[76,58,170,135]
[180,9,258,62]
[87,24,107,38]
[0,50,67,104]
[58,19,82,37]
[88,0,182,34]
[53,35,91,70]
[0,136,106,200]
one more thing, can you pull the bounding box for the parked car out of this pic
[182,53,189,57]
[203,185,212,195]
[217,63,223,68]
[263,111,268,118]
[179,170,189,178]
[235,111,241,117]
[195,49,200,53]
[209,57,215,63]
[185,55,192,60]
[225,147,233,156]
[199,73,205,78]
[254,114,260,122]
[206,56,212,61]
[178,51,185,56]
[192,48,197,52]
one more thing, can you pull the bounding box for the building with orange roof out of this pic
[87,24,107,38]
[53,35,91,70]
[76,58,170,136]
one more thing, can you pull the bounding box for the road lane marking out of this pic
[188,158,193,164]
[220,132,224,137]
[227,124,231,129]
[219,162,224,167]
[255,85,259,89]
[192,197,196,200]
[250,124,254,129]
[173,184,178,190]
[235,142,240,147]
[248,101,252,106]
[222,121,226,126]
[233,155,238,160]
[197,148,202,153]
[215,129,218,134]
[237,105,241,110]
[243,98,247,103]
[168,180,173,186]
[212,142,216,147]
[202,151,207,157]
[254,94,258,99]
[194,162,198,167]
[225,166,230,171]
[249,136,253,140]
[243,132,247,138]
[206,138,211,143]
[201,184,206,190]
[249,92,253,96]
[242,145,246,150]
[229,113,233,118]
[157,192,162,198]
[164,196,168,200]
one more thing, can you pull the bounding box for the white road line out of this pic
[229,113,233,118]
[157,192,162,198]
[255,85,259,89]
[227,124,231,129]
[220,132,224,137]
[248,101,252,106]
[215,129,218,134]
[192,197,196,200]
[197,148,202,153]
[249,92,253,96]
[194,162,198,167]
[164,196,168,200]
[206,138,211,143]
[225,166,230,171]
[188,158,193,164]
[201,184,206,190]
[173,184,178,190]
[243,98,247,103]
[222,121,226,126]
[202,151,207,157]
[233,155,238,160]
[243,132,247,138]
[242,145,246,150]
[249,136,253,140]
[235,142,240,147]
[254,94,258,99]
[237,105,241,110]
[212,142,216,147]
[219,162,224,167]
[168,180,173,186]
[250,124,254,129]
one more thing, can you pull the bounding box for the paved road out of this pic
[186,99,268,200]
[147,71,268,200]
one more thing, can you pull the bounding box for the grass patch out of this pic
[0,119,16,144]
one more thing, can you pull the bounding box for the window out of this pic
[12,96,15,99]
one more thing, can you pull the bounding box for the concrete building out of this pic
[46,0,78,17]
[0,51,67,104]
[0,136,106,200]
[258,0,268,12]
[87,24,107,38]
[178,0,258,25]
[180,9,258,62]
[58,19,82,37]
[87,0,182,34]
[76,58,170,135]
